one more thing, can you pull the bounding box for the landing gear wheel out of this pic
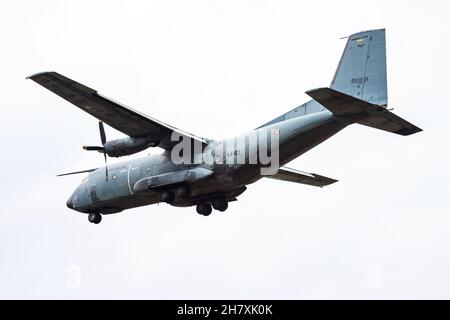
[212,199,228,212]
[159,190,175,204]
[174,186,190,198]
[196,203,212,216]
[88,213,102,224]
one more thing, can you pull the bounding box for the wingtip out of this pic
[26,71,55,80]
[324,179,339,187]
[305,87,327,95]
[396,126,423,136]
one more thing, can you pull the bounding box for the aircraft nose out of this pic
[66,195,74,209]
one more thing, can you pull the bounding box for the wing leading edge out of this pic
[27,72,207,149]
[265,167,338,187]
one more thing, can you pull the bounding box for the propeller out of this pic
[83,121,109,180]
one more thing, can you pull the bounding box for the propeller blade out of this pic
[81,122,108,181]
[104,152,108,181]
[99,121,106,145]
[83,146,104,151]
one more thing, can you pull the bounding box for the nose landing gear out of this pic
[88,212,102,224]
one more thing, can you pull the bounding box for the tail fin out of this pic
[331,29,387,106]
[307,29,422,136]
[258,29,388,129]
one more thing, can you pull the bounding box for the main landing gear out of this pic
[157,186,229,216]
[88,212,102,224]
[159,190,175,204]
[212,198,228,212]
[196,198,228,216]
[196,203,212,216]
[159,186,190,204]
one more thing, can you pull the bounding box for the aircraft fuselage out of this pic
[30,30,421,223]
[67,110,345,215]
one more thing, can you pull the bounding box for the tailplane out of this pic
[306,87,422,136]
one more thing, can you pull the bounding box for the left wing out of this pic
[27,72,207,149]
[265,166,338,187]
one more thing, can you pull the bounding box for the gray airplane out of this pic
[28,29,421,224]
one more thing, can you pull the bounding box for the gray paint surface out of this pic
[29,29,421,217]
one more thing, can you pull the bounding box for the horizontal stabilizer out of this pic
[306,87,422,136]
[265,167,337,188]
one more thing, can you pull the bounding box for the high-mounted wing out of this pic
[265,166,338,187]
[27,72,207,149]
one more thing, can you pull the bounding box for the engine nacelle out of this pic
[104,137,158,157]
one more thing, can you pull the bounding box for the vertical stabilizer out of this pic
[258,29,388,129]
[331,29,387,106]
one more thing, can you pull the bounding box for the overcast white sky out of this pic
[1,0,449,299]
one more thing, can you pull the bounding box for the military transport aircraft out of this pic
[28,29,421,224]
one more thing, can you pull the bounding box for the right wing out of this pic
[27,72,207,149]
[265,166,338,187]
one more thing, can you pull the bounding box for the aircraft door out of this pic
[128,166,141,194]
[90,184,99,202]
